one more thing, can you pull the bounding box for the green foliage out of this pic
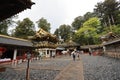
[0,16,17,35]
[37,17,51,32]
[83,12,96,21]
[94,2,104,18]
[83,17,101,28]
[13,18,35,39]
[74,17,101,45]
[94,0,120,26]
[0,20,9,35]
[75,26,98,45]
[54,24,72,42]
[110,25,120,34]
[72,12,96,30]
[116,14,120,24]
[59,24,72,42]
[54,28,59,38]
[71,16,84,30]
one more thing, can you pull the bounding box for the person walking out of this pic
[71,51,76,61]
[89,48,92,56]
[77,51,80,60]
[38,52,43,60]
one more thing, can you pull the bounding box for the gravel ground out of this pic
[0,57,72,80]
[81,54,120,80]
[0,68,59,80]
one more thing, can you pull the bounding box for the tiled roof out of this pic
[81,45,103,49]
[101,32,120,46]
[58,40,80,48]
[103,38,120,46]
[0,34,33,47]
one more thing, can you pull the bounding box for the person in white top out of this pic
[71,51,76,61]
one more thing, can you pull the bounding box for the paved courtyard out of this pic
[1,54,120,80]
[81,54,120,80]
[0,56,83,80]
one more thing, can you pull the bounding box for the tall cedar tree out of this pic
[13,18,35,39]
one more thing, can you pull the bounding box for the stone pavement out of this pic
[3,54,120,80]
[54,59,84,80]
[0,55,84,80]
[81,54,120,80]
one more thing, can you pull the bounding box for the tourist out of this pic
[71,51,76,61]
[89,48,92,56]
[77,51,80,60]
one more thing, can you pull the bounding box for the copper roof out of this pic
[0,0,35,21]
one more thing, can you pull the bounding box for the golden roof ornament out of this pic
[31,28,58,48]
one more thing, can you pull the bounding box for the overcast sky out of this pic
[18,0,104,33]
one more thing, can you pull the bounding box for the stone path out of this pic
[54,60,84,80]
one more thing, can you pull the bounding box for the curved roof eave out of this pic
[0,0,35,21]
